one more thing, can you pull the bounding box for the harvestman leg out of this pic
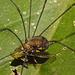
[37,40,75,52]
[10,0,27,41]
[21,55,28,75]
[39,3,75,36]
[49,40,75,52]
[28,0,32,38]
[0,28,24,49]
[32,0,47,37]
[0,28,27,62]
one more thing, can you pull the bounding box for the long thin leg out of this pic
[35,40,75,52]
[39,3,75,36]
[0,28,25,49]
[0,54,10,60]
[32,0,47,37]
[21,62,24,75]
[28,0,32,38]
[10,0,27,41]
[21,55,28,75]
[49,40,75,52]
[0,50,24,60]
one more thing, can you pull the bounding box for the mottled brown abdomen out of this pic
[26,36,49,51]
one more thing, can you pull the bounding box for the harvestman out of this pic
[0,0,75,75]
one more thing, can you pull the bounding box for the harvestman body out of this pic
[10,36,49,59]
[0,0,75,75]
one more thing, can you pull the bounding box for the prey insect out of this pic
[0,0,75,75]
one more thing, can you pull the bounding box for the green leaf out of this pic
[0,0,75,75]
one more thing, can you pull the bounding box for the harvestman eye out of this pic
[0,0,75,75]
